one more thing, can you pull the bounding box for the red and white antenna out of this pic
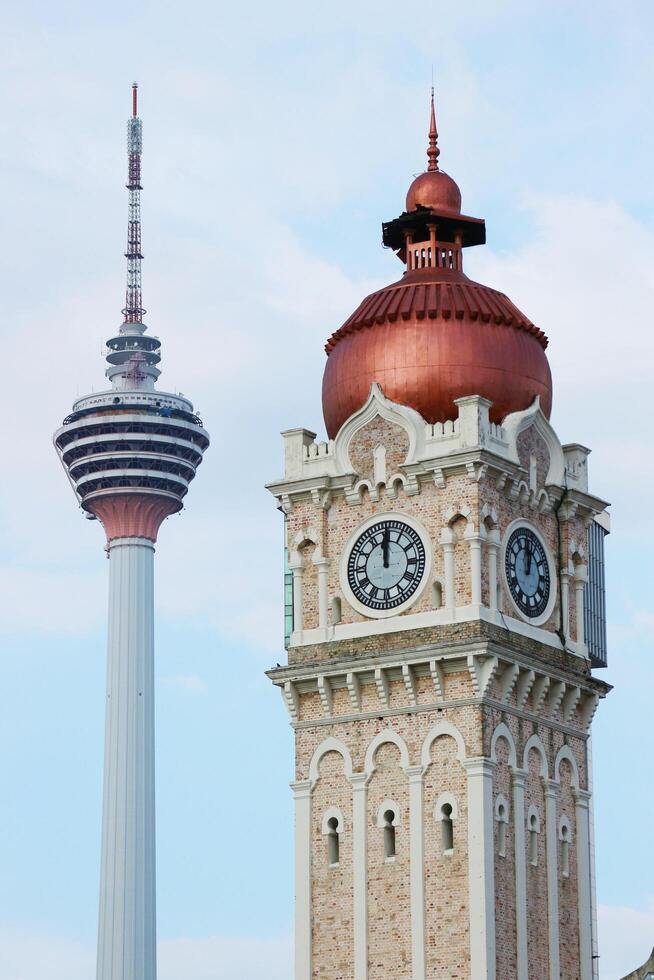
[122,82,145,323]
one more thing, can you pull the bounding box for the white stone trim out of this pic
[376,799,400,827]
[350,773,369,980]
[308,736,353,783]
[554,744,580,789]
[293,605,580,661]
[291,780,313,980]
[321,806,345,836]
[338,511,433,620]
[574,788,593,980]
[333,383,426,473]
[421,720,467,767]
[526,804,542,834]
[545,780,561,980]
[501,517,558,627]
[432,792,458,827]
[512,769,529,980]
[406,765,426,980]
[490,721,518,769]
[464,758,496,980]
[522,734,549,777]
[364,729,410,774]
[502,396,566,486]
[494,793,510,822]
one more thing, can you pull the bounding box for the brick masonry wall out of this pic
[525,746,550,978]
[493,737,517,978]
[558,759,581,979]
[366,741,412,979]
[423,733,470,978]
[311,750,354,980]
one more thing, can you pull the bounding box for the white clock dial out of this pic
[347,518,426,611]
[504,526,551,619]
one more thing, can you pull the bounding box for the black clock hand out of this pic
[382,528,390,568]
[524,538,532,575]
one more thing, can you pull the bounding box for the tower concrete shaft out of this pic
[97,537,156,980]
[54,85,209,980]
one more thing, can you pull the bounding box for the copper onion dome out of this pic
[321,91,552,439]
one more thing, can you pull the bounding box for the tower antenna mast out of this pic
[123,81,145,323]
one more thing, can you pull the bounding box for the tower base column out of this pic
[97,536,156,980]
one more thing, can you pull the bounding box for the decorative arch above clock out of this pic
[333,383,427,474]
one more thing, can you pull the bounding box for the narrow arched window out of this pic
[529,813,539,866]
[326,817,340,866]
[497,802,507,858]
[441,803,454,853]
[383,809,396,859]
[331,596,342,626]
[560,823,570,878]
[432,581,443,609]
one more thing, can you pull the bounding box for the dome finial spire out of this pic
[427,86,440,172]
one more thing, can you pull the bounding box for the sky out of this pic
[0,1,653,977]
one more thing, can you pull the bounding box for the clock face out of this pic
[347,518,426,612]
[504,526,551,619]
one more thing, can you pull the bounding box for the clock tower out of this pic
[267,93,610,980]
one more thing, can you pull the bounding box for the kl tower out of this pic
[54,84,209,980]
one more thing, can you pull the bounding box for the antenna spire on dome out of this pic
[427,86,440,172]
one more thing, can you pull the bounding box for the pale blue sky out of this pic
[1,2,653,977]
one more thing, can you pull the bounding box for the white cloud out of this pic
[598,899,654,979]
[0,926,292,980]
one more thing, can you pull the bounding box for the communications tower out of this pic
[54,84,209,980]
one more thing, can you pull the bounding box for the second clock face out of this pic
[504,526,551,619]
[347,518,426,611]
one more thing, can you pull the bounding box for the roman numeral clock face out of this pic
[347,519,427,612]
[504,526,551,619]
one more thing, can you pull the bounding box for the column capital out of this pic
[511,768,528,788]
[349,772,370,790]
[573,787,592,806]
[543,778,560,798]
[312,554,330,568]
[288,558,304,573]
[405,764,426,782]
[486,528,501,548]
[464,523,483,542]
[463,756,497,777]
[439,531,456,548]
[290,779,314,799]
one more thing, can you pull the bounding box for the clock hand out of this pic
[525,539,532,575]
[382,528,390,568]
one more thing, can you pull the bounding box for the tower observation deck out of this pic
[53,85,209,980]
